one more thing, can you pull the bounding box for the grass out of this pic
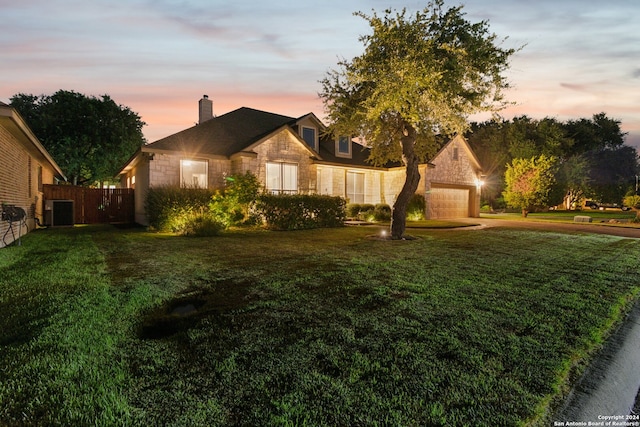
[1,224,639,426]
[485,209,638,224]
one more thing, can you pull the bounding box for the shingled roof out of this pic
[146,107,298,157]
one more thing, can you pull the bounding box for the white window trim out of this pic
[266,162,298,194]
[336,136,352,158]
[346,170,365,204]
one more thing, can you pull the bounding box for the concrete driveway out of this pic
[454,216,640,239]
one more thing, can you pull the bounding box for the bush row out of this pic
[346,203,391,222]
[144,186,219,234]
[346,194,427,222]
[145,182,346,235]
[256,194,346,230]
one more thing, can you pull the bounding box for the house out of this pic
[118,96,483,225]
[0,101,66,247]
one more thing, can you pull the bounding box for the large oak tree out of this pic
[10,90,146,186]
[320,1,517,238]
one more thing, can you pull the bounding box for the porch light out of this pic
[475,178,485,189]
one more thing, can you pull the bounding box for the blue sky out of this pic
[2,0,639,148]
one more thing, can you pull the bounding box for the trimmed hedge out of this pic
[346,203,392,222]
[144,186,216,233]
[256,194,346,230]
[373,204,392,221]
[407,194,426,220]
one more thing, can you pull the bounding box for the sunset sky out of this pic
[2,0,639,148]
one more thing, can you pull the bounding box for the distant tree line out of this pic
[466,113,639,211]
[10,90,146,186]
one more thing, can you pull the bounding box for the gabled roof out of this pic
[431,134,482,172]
[145,107,299,157]
[316,136,377,168]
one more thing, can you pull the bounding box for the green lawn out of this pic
[1,224,639,426]
[484,209,638,224]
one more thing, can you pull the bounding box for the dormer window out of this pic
[302,126,317,151]
[336,136,352,158]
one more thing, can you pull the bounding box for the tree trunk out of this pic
[522,208,529,217]
[391,124,420,240]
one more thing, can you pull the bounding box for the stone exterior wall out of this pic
[251,131,315,193]
[424,139,479,188]
[148,153,180,187]
[422,137,481,218]
[382,168,406,207]
[147,153,230,190]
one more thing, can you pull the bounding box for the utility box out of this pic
[45,200,74,226]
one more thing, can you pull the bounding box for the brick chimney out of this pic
[198,95,213,124]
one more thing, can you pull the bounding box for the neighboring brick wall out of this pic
[0,124,53,247]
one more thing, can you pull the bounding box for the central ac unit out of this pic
[44,200,74,226]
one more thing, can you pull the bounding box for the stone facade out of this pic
[249,130,316,194]
[118,105,483,224]
[422,135,481,218]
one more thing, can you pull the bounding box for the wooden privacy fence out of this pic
[43,185,134,225]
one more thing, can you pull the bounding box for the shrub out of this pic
[182,213,226,237]
[346,203,383,221]
[145,173,262,234]
[346,204,362,219]
[145,186,215,232]
[256,194,346,230]
[406,194,426,221]
[623,195,640,210]
[373,204,392,221]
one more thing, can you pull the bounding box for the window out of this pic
[180,159,208,188]
[453,146,459,161]
[337,136,351,157]
[317,167,333,195]
[28,157,32,198]
[346,171,364,203]
[37,166,43,193]
[266,162,298,194]
[302,127,317,151]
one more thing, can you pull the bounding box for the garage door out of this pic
[429,187,469,219]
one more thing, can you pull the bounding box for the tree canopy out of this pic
[320,0,516,238]
[10,90,146,186]
[503,155,558,216]
[467,113,638,209]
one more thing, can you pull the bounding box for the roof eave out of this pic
[0,105,67,180]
